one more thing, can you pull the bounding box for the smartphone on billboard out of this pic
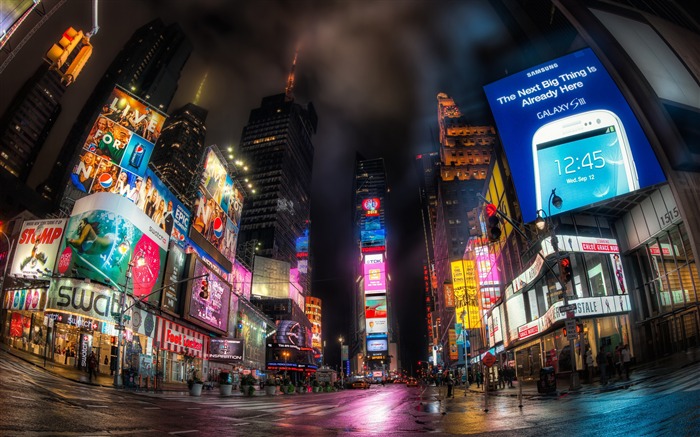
[532,110,639,214]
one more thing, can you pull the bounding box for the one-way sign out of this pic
[558,304,576,313]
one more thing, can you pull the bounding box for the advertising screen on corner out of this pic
[483,48,665,223]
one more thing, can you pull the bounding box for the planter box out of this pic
[241,385,255,396]
[220,384,233,396]
[265,385,278,396]
[190,383,203,396]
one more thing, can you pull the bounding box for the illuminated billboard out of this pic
[252,256,290,298]
[10,219,67,277]
[483,48,665,222]
[367,337,388,353]
[55,192,168,303]
[361,229,385,248]
[67,87,189,245]
[1,1,41,49]
[207,338,244,362]
[184,257,230,335]
[363,262,386,294]
[231,260,252,300]
[452,260,481,329]
[190,149,241,266]
[161,242,186,316]
[366,317,387,335]
[365,296,387,319]
[274,320,306,347]
[364,253,383,264]
[101,87,167,144]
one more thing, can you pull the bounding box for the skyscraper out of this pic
[0,64,65,181]
[431,93,496,368]
[37,19,192,211]
[236,93,317,267]
[150,103,208,202]
[351,155,397,377]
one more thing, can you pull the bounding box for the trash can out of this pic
[537,366,556,393]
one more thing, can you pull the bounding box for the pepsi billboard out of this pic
[190,149,241,270]
[483,48,665,222]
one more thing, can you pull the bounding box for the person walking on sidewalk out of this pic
[476,370,483,388]
[597,345,608,385]
[446,373,454,398]
[585,347,594,383]
[87,351,98,382]
[622,344,632,380]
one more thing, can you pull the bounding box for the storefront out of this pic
[2,287,50,358]
[156,316,207,384]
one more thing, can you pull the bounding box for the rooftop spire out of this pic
[284,42,301,102]
[194,70,208,105]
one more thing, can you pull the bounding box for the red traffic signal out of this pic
[199,279,209,299]
[559,256,573,284]
[485,203,501,241]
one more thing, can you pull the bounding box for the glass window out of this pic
[668,227,686,264]
[583,253,613,297]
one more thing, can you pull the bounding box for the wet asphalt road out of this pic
[1,352,698,436]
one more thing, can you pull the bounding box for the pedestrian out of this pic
[597,346,608,385]
[87,351,98,382]
[110,356,116,375]
[476,370,483,388]
[614,345,623,379]
[446,373,454,398]
[585,348,594,383]
[622,344,632,380]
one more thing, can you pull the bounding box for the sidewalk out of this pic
[456,346,700,398]
[0,344,272,396]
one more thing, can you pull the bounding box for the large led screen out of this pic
[208,338,244,362]
[367,337,388,353]
[252,256,290,298]
[361,229,386,248]
[483,48,665,222]
[190,149,243,264]
[366,317,387,335]
[67,87,189,245]
[231,260,252,300]
[363,262,386,294]
[55,193,168,303]
[185,258,230,334]
[365,296,387,319]
[10,219,67,277]
[160,242,186,315]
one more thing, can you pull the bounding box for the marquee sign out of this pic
[362,198,380,216]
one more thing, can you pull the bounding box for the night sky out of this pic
[1,0,517,370]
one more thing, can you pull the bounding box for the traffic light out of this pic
[199,279,209,299]
[559,256,573,284]
[485,203,501,242]
[563,323,583,337]
[46,28,84,70]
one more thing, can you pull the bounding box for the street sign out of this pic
[482,352,497,368]
[559,304,576,313]
[565,320,577,340]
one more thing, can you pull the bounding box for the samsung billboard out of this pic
[484,48,665,222]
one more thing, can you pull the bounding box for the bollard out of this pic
[484,379,489,413]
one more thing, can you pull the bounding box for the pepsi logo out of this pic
[135,145,144,153]
[98,173,113,188]
[212,217,224,238]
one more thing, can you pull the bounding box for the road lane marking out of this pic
[144,407,161,409]
[186,407,201,410]
[87,405,108,408]
[11,396,35,401]
[169,431,199,435]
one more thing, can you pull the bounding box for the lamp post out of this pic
[282,350,290,381]
[113,261,134,388]
[338,336,344,387]
[535,189,580,391]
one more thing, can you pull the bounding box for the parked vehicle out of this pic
[406,378,418,387]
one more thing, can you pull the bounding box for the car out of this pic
[351,380,370,389]
[406,378,418,387]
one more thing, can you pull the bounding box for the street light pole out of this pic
[338,336,344,387]
[536,189,580,391]
[113,261,133,388]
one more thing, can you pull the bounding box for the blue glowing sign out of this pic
[484,48,665,222]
